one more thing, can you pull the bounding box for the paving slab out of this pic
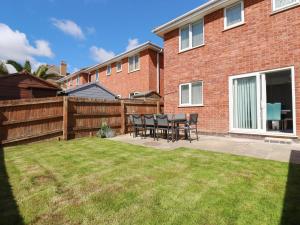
[111,134,300,164]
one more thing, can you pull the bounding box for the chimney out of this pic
[60,60,67,76]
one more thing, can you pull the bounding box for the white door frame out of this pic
[229,66,297,137]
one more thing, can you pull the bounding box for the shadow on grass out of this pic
[280,150,300,225]
[0,146,24,225]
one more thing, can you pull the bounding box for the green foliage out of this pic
[23,60,32,73]
[0,62,8,75]
[6,60,23,72]
[97,122,115,138]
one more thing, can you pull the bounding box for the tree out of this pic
[33,65,61,80]
[0,62,9,75]
[6,60,31,73]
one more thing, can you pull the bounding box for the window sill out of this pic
[116,70,122,73]
[178,104,204,108]
[128,69,140,74]
[179,44,205,54]
[223,22,245,32]
[106,74,111,76]
[270,3,300,15]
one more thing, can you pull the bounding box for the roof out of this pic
[57,41,163,83]
[153,0,235,37]
[62,82,117,97]
[0,72,61,90]
[57,68,89,83]
[132,91,161,98]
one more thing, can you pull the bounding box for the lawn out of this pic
[1,138,299,225]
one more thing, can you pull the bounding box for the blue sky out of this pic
[0,0,205,73]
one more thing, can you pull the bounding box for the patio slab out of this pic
[111,134,300,164]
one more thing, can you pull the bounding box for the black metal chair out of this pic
[132,114,145,138]
[144,114,156,140]
[156,114,173,142]
[176,113,199,143]
[128,115,134,136]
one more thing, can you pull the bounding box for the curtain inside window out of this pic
[233,76,257,129]
[180,25,189,50]
[226,3,242,27]
[275,0,297,9]
[192,20,203,47]
[181,85,189,104]
[192,82,202,105]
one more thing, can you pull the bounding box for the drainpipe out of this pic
[156,49,163,94]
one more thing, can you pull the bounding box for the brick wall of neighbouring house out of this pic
[89,49,164,98]
[163,0,300,135]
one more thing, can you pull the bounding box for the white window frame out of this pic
[228,66,296,137]
[179,19,205,52]
[272,0,299,12]
[95,70,99,81]
[224,1,245,30]
[106,65,112,76]
[129,92,140,98]
[128,54,140,73]
[76,76,79,86]
[116,61,122,73]
[179,81,204,107]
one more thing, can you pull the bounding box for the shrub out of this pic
[97,122,115,138]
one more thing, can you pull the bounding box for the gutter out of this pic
[156,49,163,94]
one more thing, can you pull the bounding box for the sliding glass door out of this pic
[229,67,295,135]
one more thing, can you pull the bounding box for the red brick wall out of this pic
[89,49,164,98]
[163,0,300,135]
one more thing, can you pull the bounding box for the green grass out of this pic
[1,137,299,225]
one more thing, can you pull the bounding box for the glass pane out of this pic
[129,57,134,72]
[233,76,257,129]
[274,0,297,9]
[180,25,190,50]
[134,55,140,70]
[226,2,242,27]
[181,85,190,104]
[117,62,121,71]
[192,82,202,105]
[192,20,203,47]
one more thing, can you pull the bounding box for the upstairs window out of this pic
[106,65,112,76]
[95,70,99,81]
[179,19,204,52]
[224,1,244,29]
[128,54,140,73]
[76,76,79,86]
[179,81,203,106]
[116,61,122,72]
[273,0,299,11]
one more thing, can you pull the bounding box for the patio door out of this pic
[230,73,261,132]
[229,67,296,135]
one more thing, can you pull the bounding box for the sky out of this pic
[0,0,205,73]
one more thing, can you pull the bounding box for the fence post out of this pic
[120,100,126,134]
[63,96,69,140]
[156,101,161,114]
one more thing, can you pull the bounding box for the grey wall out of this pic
[68,85,116,100]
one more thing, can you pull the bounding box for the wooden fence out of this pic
[0,96,163,146]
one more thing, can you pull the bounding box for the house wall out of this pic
[65,73,89,89]
[163,0,300,135]
[89,49,164,98]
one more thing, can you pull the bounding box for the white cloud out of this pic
[90,46,115,63]
[0,23,54,70]
[126,38,139,51]
[51,18,85,40]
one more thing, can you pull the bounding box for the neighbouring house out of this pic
[132,91,162,101]
[60,82,117,100]
[45,61,69,83]
[153,0,300,138]
[57,42,164,99]
[0,72,61,100]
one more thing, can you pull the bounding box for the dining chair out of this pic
[176,113,199,143]
[156,114,173,142]
[144,114,157,140]
[132,114,145,138]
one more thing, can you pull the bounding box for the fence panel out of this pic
[0,97,163,146]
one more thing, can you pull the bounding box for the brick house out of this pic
[58,42,164,99]
[153,0,300,138]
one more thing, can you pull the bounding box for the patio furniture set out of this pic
[129,114,199,143]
